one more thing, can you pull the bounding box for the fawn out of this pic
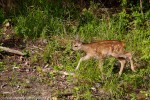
[72,39,136,75]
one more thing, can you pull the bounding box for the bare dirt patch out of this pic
[0,37,75,99]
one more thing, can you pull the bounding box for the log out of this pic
[0,46,25,56]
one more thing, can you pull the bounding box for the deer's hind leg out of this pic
[124,52,136,72]
[114,52,136,73]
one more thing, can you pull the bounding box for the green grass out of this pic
[37,8,150,99]
[52,9,150,99]
[1,1,150,99]
[41,30,149,99]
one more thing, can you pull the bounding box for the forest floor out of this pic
[0,36,78,99]
[0,25,150,100]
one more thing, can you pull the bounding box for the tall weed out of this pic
[15,8,64,38]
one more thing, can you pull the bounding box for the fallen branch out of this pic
[57,70,75,76]
[42,67,75,76]
[0,46,25,56]
[57,92,73,98]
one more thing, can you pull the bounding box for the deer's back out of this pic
[85,40,125,56]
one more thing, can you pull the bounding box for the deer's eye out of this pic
[74,45,78,47]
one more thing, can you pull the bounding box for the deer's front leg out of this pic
[75,55,91,70]
[118,59,126,76]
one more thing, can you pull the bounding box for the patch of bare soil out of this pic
[0,36,75,99]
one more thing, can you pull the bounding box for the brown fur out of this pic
[72,40,135,75]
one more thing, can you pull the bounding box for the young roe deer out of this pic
[72,39,136,75]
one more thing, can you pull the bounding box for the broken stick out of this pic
[0,46,25,56]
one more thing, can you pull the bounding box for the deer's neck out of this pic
[81,44,90,52]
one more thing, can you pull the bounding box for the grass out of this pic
[0,2,150,99]
[52,9,150,99]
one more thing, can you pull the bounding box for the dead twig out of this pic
[57,92,73,98]
[140,0,143,18]
[0,46,25,56]
[42,67,75,76]
[57,70,75,76]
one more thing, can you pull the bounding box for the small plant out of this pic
[0,8,4,24]
[0,62,5,72]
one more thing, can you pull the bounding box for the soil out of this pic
[0,35,75,99]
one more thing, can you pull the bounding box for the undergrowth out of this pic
[1,1,150,99]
